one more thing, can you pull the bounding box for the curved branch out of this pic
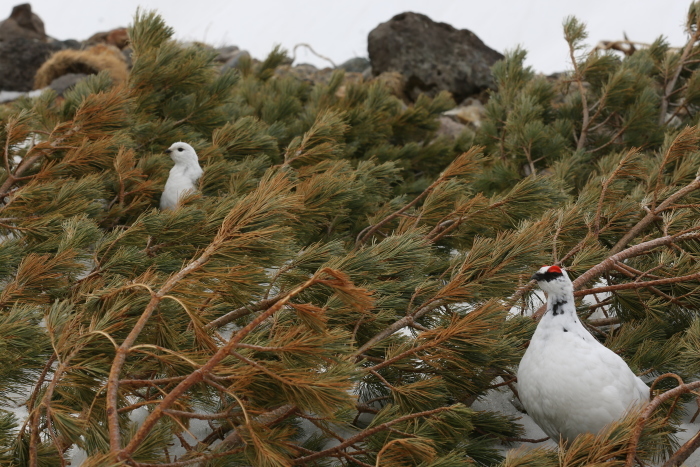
[624,379,700,467]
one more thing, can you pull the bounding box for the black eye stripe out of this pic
[535,271,563,282]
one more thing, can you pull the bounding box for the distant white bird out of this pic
[160,142,203,211]
[517,265,649,442]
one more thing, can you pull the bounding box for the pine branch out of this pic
[353,300,446,357]
[662,428,700,467]
[610,171,700,255]
[118,268,363,460]
[204,295,282,330]
[356,148,482,246]
[625,379,700,467]
[533,230,700,319]
[574,271,700,296]
[290,406,455,464]
[660,29,700,124]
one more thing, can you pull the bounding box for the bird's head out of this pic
[531,265,572,294]
[165,142,199,166]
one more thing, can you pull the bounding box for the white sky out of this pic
[20,1,694,73]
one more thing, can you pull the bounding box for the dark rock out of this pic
[0,3,46,42]
[48,72,87,95]
[368,12,503,102]
[0,37,62,91]
[339,57,370,73]
[221,50,251,72]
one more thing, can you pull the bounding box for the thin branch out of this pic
[574,271,700,296]
[662,428,700,467]
[611,172,700,255]
[354,300,445,357]
[290,406,455,464]
[205,295,282,330]
[219,404,297,449]
[625,380,700,467]
[570,40,590,151]
[533,230,700,319]
[356,179,441,245]
[660,30,700,125]
[588,122,630,153]
[130,447,246,467]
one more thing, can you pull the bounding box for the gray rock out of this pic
[121,47,133,67]
[58,39,82,50]
[436,116,467,139]
[221,50,251,72]
[368,12,503,102]
[48,73,87,95]
[339,57,370,73]
[0,3,46,42]
[215,45,240,63]
[0,37,62,91]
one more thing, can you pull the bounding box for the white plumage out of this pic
[160,142,203,211]
[517,265,649,442]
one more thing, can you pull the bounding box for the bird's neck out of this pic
[543,288,577,321]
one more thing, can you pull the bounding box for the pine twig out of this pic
[356,148,482,246]
[574,271,700,296]
[219,404,297,449]
[353,300,446,357]
[610,171,700,255]
[568,37,590,151]
[659,29,700,125]
[204,295,282,329]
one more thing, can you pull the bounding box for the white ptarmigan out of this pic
[517,265,649,442]
[160,142,203,211]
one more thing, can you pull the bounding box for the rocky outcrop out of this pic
[368,12,503,102]
[0,37,61,91]
[0,3,45,42]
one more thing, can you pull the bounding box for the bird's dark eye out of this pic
[178,148,184,152]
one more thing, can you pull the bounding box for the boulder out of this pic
[215,45,240,63]
[0,37,62,91]
[34,44,129,89]
[368,12,503,102]
[221,50,251,72]
[48,73,88,95]
[0,3,46,42]
[436,116,468,139]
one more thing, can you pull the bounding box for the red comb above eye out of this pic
[548,265,562,274]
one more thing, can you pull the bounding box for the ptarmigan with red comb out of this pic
[517,265,649,442]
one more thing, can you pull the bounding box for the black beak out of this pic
[165,149,171,154]
[531,272,542,281]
